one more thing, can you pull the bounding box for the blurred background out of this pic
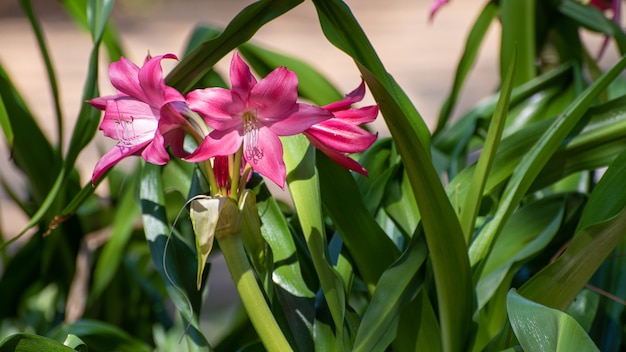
[0,0,503,236]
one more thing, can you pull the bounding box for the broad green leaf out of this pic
[167,0,304,92]
[61,335,87,352]
[252,179,313,298]
[476,194,570,312]
[468,55,626,268]
[0,334,75,352]
[507,290,600,352]
[519,147,626,310]
[565,289,599,333]
[311,2,473,350]
[282,134,347,350]
[353,234,428,351]
[140,163,211,351]
[436,1,498,132]
[50,319,152,352]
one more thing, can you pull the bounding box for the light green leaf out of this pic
[0,334,76,352]
[282,134,347,350]
[507,290,600,352]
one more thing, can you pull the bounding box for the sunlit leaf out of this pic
[507,290,600,352]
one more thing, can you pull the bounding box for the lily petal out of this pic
[305,119,377,153]
[230,52,257,103]
[139,54,182,106]
[309,135,368,176]
[92,142,147,183]
[187,87,245,131]
[323,81,366,111]
[251,66,299,120]
[245,127,286,188]
[184,128,242,163]
[268,104,332,135]
[109,57,146,101]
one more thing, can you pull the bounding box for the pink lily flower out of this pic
[89,53,188,184]
[304,81,378,176]
[186,52,332,188]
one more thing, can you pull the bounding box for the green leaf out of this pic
[0,95,13,150]
[0,63,59,204]
[0,334,76,352]
[507,290,600,352]
[311,2,473,350]
[282,134,347,349]
[50,320,152,352]
[519,147,626,310]
[500,0,536,86]
[61,335,87,352]
[353,234,428,351]
[4,0,114,247]
[317,151,399,293]
[167,0,304,92]
[460,47,516,240]
[140,163,211,351]
[251,178,315,351]
[468,55,626,268]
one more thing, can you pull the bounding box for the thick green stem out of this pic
[218,233,293,351]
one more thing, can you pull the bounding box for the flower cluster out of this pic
[89,52,378,191]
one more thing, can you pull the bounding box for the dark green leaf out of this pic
[167,0,304,92]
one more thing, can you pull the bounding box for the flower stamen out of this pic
[243,111,263,164]
[114,115,136,146]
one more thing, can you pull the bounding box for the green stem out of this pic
[218,233,293,351]
[230,146,244,200]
